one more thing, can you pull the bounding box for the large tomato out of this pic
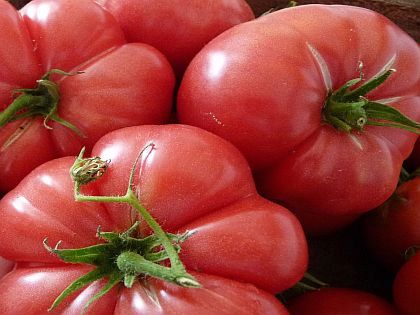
[0,0,175,193]
[0,124,307,314]
[287,287,396,315]
[364,176,420,270]
[177,5,420,217]
[96,0,255,77]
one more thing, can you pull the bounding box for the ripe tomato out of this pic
[287,287,396,315]
[178,5,420,217]
[393,253,420,315]
[97,0,255,77]
[0,124,306,314]
[364,176,420,270]
[0,0,175,193]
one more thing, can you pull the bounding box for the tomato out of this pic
[96,0,255,77]
[287,287,396,315]
[393,253,420,315]
[177,5,420,217]
[0,124,306,314]
[0,0,175,193]
[364,176,420,270]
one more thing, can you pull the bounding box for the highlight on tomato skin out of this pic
[287,287,397,315]
[0,124,307,314]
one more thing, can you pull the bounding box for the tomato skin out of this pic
[0,124,305,313]
[393,253,420,315]
[0,257,13,279]
[0,267,289,315]
[0,0,175,193]
[97,0,255,77]
[364,177,420,270]
[177,5,420,217]
[287,287,396,315]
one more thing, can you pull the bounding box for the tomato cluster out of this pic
[0,0,419,314]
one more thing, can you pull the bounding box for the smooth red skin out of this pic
[0,268,289,315]
[364,177,420,270]
[177,5,420,216]
[0,0,175,193]
[287,287,397,315]
[393,253,420,315]
[97,0,255,77]
[0,124,306,313]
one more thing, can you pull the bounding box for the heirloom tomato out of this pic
[97,0,255,78]
[0,0,175,193]
[178,5,420,217]
[0,124,306,314]
[287,287,396,315]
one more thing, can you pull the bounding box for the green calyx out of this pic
[45,145,200,312]
[0,69,83,136]
[322,64,420,134]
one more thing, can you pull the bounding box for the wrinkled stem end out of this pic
[70,147,110,186]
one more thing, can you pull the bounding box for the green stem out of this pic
[117,251,190,285]
[70,146,199,287]
[0,69,83,136]
[323,62,419,134]
[0,94,45,126]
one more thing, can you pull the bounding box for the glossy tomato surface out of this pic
[287,287,396,315]
[0,124,306,314]
[0,0,175,192]
[97,0,254,77]
[178,5,420,217]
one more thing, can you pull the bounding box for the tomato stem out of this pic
[322,62,420,134]
[0,69,84,136]
[46,146,200,311]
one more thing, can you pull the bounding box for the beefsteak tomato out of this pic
[0,124,307,314]
[0,0,175,193]
[96,0,255,78]
[177,5,420,217]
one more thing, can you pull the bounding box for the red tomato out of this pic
[0,124,306,314]
[287,287,396,315]
[393,253,420,315]
[0,0,175,193]
[364,176,420,270]
[97,0,255,77]
[177,5,420,217]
